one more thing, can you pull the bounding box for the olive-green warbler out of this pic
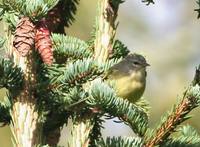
[107,53,149,103]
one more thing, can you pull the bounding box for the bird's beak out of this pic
[145,62,150,67]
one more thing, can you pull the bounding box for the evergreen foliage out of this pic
[195,0,200,18]
[0,59,23,91]
[162,125,200,147]
[0,0,59,21]
[87,79,148,136]
[0,36,5,48]
[144,84,200,146]
[89,116,104,147]
[142,0,155,5]
[96,136,143,147]
[52,33,92,63]
[0,0,199,147]
[110,40,130,59]
[0,100,11,126]
[2,12,19,31]
[58,0,79,27]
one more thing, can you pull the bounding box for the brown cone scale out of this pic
[35,20,53,65]
[13,17,36,56]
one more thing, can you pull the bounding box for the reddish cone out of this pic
[35,20,53,65]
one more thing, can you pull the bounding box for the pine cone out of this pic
[35,20,53,65]
[13,17,35,57]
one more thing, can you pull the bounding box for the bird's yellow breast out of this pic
[113,69,146,103]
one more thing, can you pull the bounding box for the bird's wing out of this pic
[104,57,132,79]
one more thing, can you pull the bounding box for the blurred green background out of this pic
[1,0,200,146]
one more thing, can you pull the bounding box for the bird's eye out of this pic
[133,61,139,65]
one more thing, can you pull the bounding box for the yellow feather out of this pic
[109,68,146,103]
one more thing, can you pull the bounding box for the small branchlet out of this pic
[57,0,79,27]
[96,136,144,147]
[162,125,200,147]
[142,0,155,5]
[144,66,200,147]
[89,116,104,146]
[51,33,92,63]
[0,101,11,126]
[144,85,200,147]
[87,79,149,137]
[110,40,130,59]
[0,0,59,21]
[195,0,200,19]
[47,58,119,92]
[0,59,23,92]
[192,65,200,86]
[94,0,121,62]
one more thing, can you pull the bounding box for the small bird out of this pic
[107,53,149,103]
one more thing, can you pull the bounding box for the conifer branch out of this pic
[47,58,119,93]
[87,79,148,136]
[52,58,119,146]
[142,0,155,5]
[57,0,79,27]
[69,0,125,146]
[111,40,130,59]
[162,125,200,147]
[48,59,102,91]
[0,101,11,126]
[94,0,122,62]
[163,136,200,147]
[69,115,95,147]
[40,1,80,144]
[0,36,5,48]
[0,59,23,91]
[96,136,144,147]
[193,65,200,86]
[51,33,92,63]
[10,53,44,147]
[89,116,104,146]
[1,1,199,147]
[195,0,200,19]
[0,0,59,21]
[144,84,200,147]
[2,4,57,145]
[1,12,19,32]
